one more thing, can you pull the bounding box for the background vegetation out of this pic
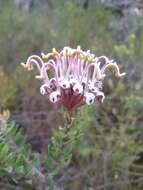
[0,0,143,189]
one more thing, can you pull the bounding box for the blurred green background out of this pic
[0,0,143,189]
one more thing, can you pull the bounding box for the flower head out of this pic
[21,46,125,111]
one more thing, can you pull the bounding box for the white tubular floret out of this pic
[40,61,58,84]
[40,84,50,95]
[89,84,98,93]
[84,92,95,105]
[59,79,70,89]
[21,55,44,71]
[91,63,104,81]
[49,91,61,103]
[96,91,105,102]
[73,83,83,94]
[98,56,110,69]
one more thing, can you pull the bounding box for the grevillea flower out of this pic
[21,46,125,111]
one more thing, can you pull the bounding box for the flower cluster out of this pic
[21,46,125,111]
